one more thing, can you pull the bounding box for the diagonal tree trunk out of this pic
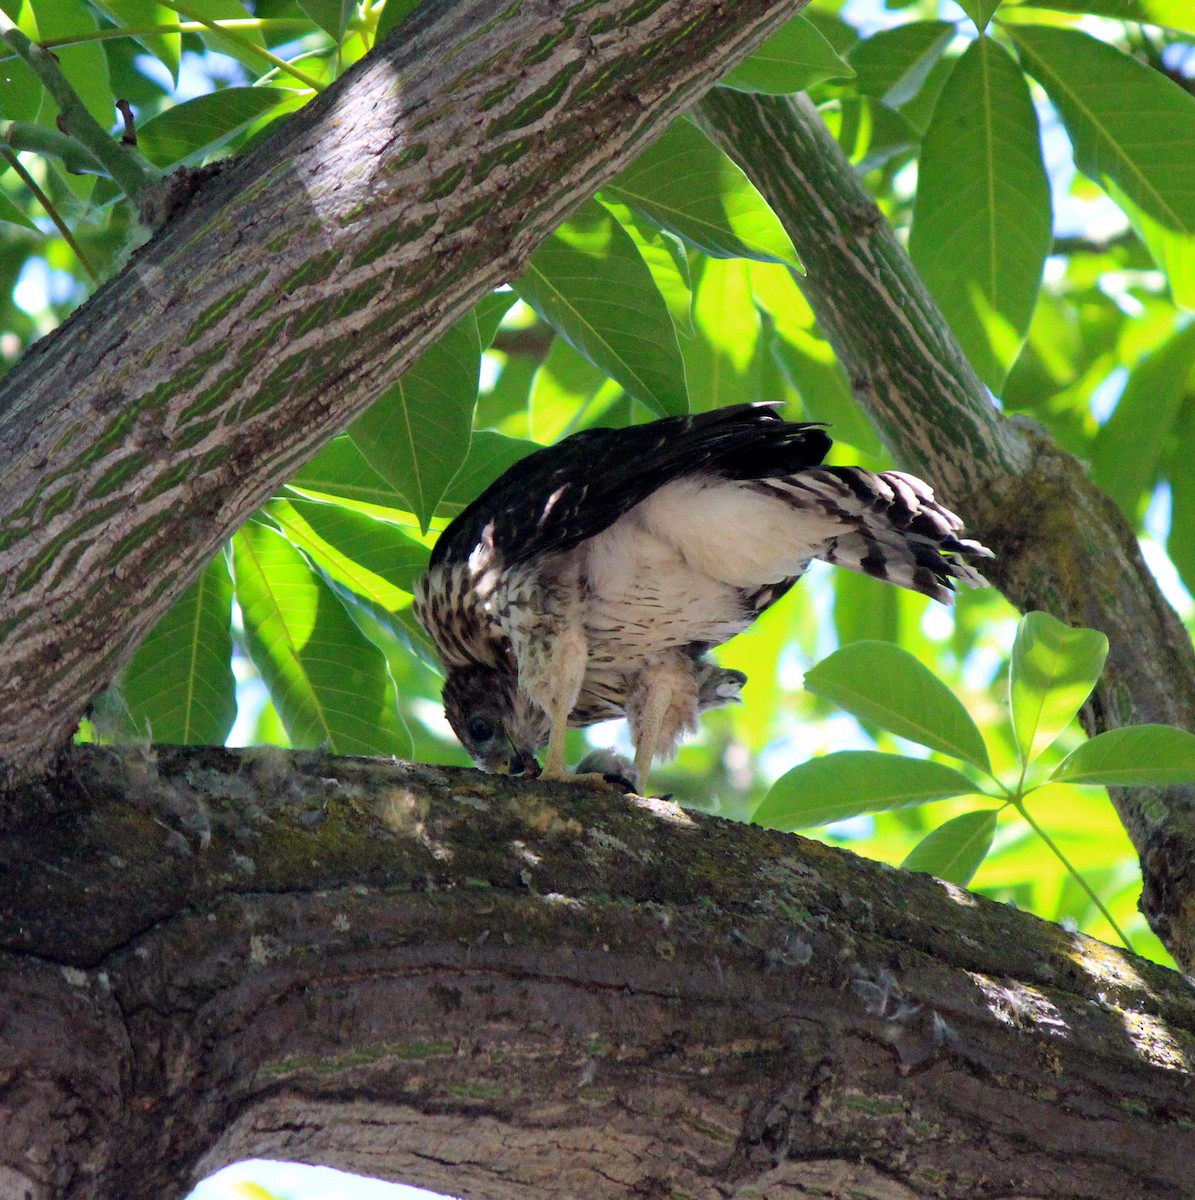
[0,0,810,787]
[2,747,1193,1200]
[696,89,1195,970]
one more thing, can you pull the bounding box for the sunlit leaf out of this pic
[267,497,428,601]
[902,808,999,884]
[820,96,919,175]
[910,38,1052,394]
[295,0,354,40]
[232,523,411,755]
[721,16,854,95]
[1052,725,1195,786]
[1091,321,1195,516]
[806,641,991,771]
[682,255,760,412]
[349,311,480,532]
[528,338,621,443]
[603,118,800,268]
[291,436,410,511]
[438,431,540,516]
[136,88,291,167]
[601,199,694,334]
[1012,26,1195,243]
[513,198,688,417]
[121,555,235,745]
[846,20,955,107]
[94,0,181,81]
[1009,611,1108,764]
[1013,0,1195,36]
[956,0,1002,31]
[28,0,113,126]
[158,0,269,72]
[754,751,981,831]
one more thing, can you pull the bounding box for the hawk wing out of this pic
[429,403,831,570]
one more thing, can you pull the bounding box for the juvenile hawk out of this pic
[414,403,990,790]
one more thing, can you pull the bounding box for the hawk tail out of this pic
[775,467,992,603]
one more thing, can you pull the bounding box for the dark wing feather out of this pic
[431,403,831,569]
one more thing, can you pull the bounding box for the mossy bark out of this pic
[2,747,1193,1199]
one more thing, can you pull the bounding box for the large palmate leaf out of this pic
[1091,321,1195,517]
[805,641,991,772]
[1012,26,1195,295]
[290,436,411,512]
[754,751,980,831]
[721,15,854,95]
[121,555,236,745]
[136,88,292,167]
[902,809,999,885]
[603,118,800,267]
[513,198,688,417]
[1052,725,1195,786]
[349,311,481,532]
[910,38,1052,394]
[232,523,411,755]
[1009,611,1108,765]
[1014,0,1195,36]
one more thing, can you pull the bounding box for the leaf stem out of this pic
[156,0,327,91]
[0,147,99,282]
[0,27,159,204]
[36,18,312,51]
[2,120,104,175]
[1012,796,1136,953]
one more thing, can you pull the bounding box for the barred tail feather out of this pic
[769,467,992,604]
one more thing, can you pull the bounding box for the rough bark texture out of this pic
[0,0,810,785]
[697,88,1195,970]
[2,746,1194,1200]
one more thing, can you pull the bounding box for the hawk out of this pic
[414,403,990,791]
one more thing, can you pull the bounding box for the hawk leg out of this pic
[627,656,700,789]
[521,623,588,780]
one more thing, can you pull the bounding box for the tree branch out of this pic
[2,746,1193,1200]
[695,88,1195,968]
[0,0,809,786]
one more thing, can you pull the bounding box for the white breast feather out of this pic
[633,477,841,587]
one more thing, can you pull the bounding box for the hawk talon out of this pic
[415,404,991,793]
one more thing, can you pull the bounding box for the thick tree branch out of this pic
[0,0,809,785]
[696,88,1195,969]
[2,746,1193,1200]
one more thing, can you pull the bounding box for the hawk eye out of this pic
[467,715,495,743]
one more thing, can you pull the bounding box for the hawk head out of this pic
[442,664,550,776]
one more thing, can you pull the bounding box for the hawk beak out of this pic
[509,750,540,778]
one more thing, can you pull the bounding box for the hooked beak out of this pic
[481,747,541,778]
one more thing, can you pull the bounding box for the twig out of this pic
[2,120,104,175]
[0,146,99,283]
[0,27,158,205]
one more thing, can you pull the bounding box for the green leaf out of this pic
[0,184,35,231]
[349,311,480,532]
[909,38,1052,394]
[1103,178,1195,311]
[475,289,516,350]
[603,118,800,268]
[295,0,353,40]
[232,523,411,756]
[438,431,540,517]
[29,0,114,126]
[682,255,761,412]
[93,0,181,80]
[513,198,688,417]
[601,199,694,335]
[1011,26,1195,242]
[805,641,991,772]
[1092,321,1195,516]
[1015,0,1195,36]
[1009,611,1109,765]
[721,15,854,95]
[956,0,1002,31]
[846,20,955,107]
[136,88,291,168]
[753,751,980,831]
[375,0,423,43]
[1052,725,1195,786]
[902,809,999,885]
[529,337,620,443]
[291,436,410,512]
[268,497,428,601]
[160,0,269,72]
[820,96,919,176]
[0,54,41,122]
[120,555,236,745]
